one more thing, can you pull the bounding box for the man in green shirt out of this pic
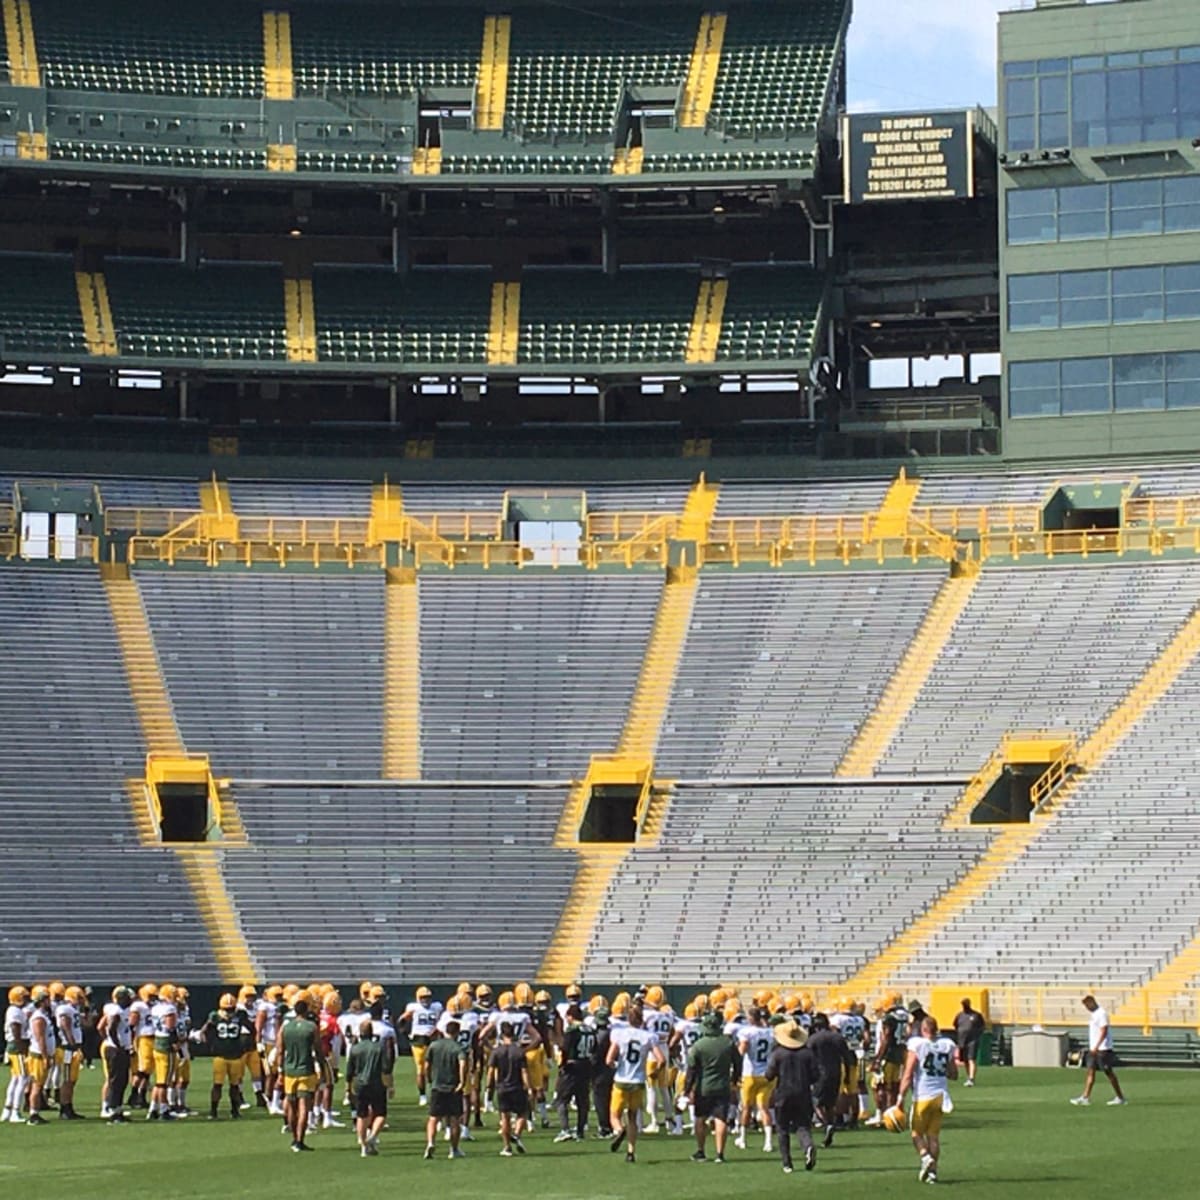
[424,1020,468,1160]
[685,1012,736,1163]
[195,993,251,1120]
[276,993,322,1153]
[346,1019,388,1157]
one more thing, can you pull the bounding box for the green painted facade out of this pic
[998,0,1200,461]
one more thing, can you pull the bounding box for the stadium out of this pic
[1,0,1199,1194]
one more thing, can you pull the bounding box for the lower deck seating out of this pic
[0,567,144,845]
[232,783,568,847]
[0,848,220,979]
[583,783,987,981]
[138,573,385,781]
[222,848,576,980]
[0,253,87,358]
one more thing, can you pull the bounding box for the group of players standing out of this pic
[5,977,973,1181]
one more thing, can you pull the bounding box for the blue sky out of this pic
[847,0,1036,114]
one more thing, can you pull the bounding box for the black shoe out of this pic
[299,1142,314,1152]
[783,1163,794,1174]
[714,1153,725,1164]
[291,1140,303,1153]
[26,1114,47,1126]
[823,1124,836,1148]
[806,1146,817,1171]
[256,1093,269,1108]
[513,1137,526,1155]
[423,1145,435,1160]
[160,1111,175,1121]
[107,1113,130,1124]
[208,1113,219,1121]
[230,1108,240,1120]
[625,1150,636,1164]
[690,1150,706,1162]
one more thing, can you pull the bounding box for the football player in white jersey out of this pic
[147,985,179,1120]
[3,985,31,1124]
[605,1002,665,1164]
[830,995,868,1128]
[128,984,156,1110]
[670,1000,704,1132]
[735,1007,775,1153]
[398,985,443,1107]
[641,986,676,1134]
[54,986,86,1120]
[899,1015,958,1184]
[26,985,55,1124]
[98,986,134,1122]
[438,995,480,1140]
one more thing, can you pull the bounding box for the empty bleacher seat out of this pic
[717,267,826,364]
[0,253,88,358]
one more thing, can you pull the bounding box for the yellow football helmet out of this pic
[177,987,190,1004]
[709,987,729,1008]
[534,989,552,1005]
[723,998,742,1022]
[498,990,516,1010]
[159,984,178,1004]
[611,993,630,1018]
[692,993,710,1015]
[65,985,86,1006]
[139,983,158,1003]
[588,994,609,1014]
[7,985,29,1005]
[48,980,66,1000]
[768,996,786,1015]
[359,980,374,1001]
[282,984,300,1004]
[752,988,772,1008]
[416,985,433,1001]
[883,1104,909,1133]
[645,985,665,1008]
[446,994,464,1016]
[219,993,237,1011]
[323,991,343,1015]
[293,990,314,1012]
[565,983,583,1000]
[265,985,283,1002]
[475,983,493,1002]
[514,982,534,1007]
[367,985,386,1004]
[683,1001,698,1020]
[800,992,815,1013]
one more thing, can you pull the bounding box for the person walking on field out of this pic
[1071,996,1126,1107]
[953,998,986,1086]
[764,1019,820,1175]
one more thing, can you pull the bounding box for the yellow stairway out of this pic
[1114,933,1200,1026]
[2,0,39,87]
[680,12,727,128]
[283,278,318,362]
[836,571,978,776]
[538,848,627,983]
[685,278,728,364]
[74,271,119,357]
[873,468,922,538]
[843,603,1200,996]
[476,15,511,130]
[487,281,520,365]
[384,566,422,779]
[175,847,258,982]
[262,10,294,99]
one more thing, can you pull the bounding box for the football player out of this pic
[669,999,703,1132]
[314,990,345,1130]
[830,995,868,1129]
[46,981,66,1107]
[605,1001,665,1164]
[128,984,157,1109]
[147,984,179,1120]
[55,985,86,1120]
[3,984,31,1124]
[898,1014,958,1183]
[258,985,287,1115]
[196,993,249,1120]
[398,985,442,1107]
[641,985,676,1134]
[98,986,133,1122]
[529,988,555,1128]
[235,985,265,1109]
[26,985,56,1124]
[735,1007,775,1153]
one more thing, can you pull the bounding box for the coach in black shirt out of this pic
[764,1019,819,1174]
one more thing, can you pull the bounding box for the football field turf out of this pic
[1,1062,1192,1198]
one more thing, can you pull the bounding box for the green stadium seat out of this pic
[715,267,826,365]
[0,253,88,358]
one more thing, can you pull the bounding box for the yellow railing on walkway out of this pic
[129,536,387,569]
[978,524,1200,561]
[912,503,1042,535]
[983,985,1200,1033]
[403,511,504,541]
[1124,495,1200,527]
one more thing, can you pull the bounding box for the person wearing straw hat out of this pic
[765,1018,819,1174]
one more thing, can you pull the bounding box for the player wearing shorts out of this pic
[147,985,179,1121]
[278,992,323,1153]
[899,1016,958,1184]
[439,995,480,1134]
[197,994,250,1120]
[54,986,86,1120]
[830,996,868,1128]
[685,1010,734,1163]
[869,996,908,1124]
[736,1007,775,1152]
[605,1001,665,1164]
[641,986,676,1134]
[3,985,31,1124]
[528,988,555,1128]
[398,986,442,1107]
[26,985,56,1124]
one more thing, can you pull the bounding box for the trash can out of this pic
[1011,1029,1069,1067]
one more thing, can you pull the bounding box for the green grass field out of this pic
[1,1061,1193,1198]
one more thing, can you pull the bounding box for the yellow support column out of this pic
[15,130,46,159]
[283,277,318,362]
[263,10,294,100]
[685,278,727,364]
[680,12,727,128]
[199,476,239,540]
[476,14,511,131]
[843,604,1200,996]
[837,571,978,777]
[612,146,644,175]
[2,0,39,87]
[384,566,422,779]
[266,142,297,172]
[873,467,922,538]
[486,280,520,365]
[412,146,443,176]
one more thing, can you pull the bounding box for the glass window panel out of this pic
[1039,74,1068,113]
[1141,49,1176,66]
[1111,178,1163,236]
[1061,358,1109,387]
[1112,265,1164,322]
[1165,177,1200,233]
[1166,265,1200,321]
[1039,112,1069,146]
[1059,271,1106,300]
[1007,116,1035,153]
[1006,77,1036,117]
[1004,60,1036,76]
[1058,184,1108,241]
[1071,71,1107,145]
[1107,53,1140,68]
[1009,301,1059,331]
[1142,113,1179,141]
[1061,381,1111,415]
[1167,380,1200,410]
[1181,48,1200,63]
[1011,361,1059,390]
[1072,56,1104,71]
[1107,68,1141,119]
[1179,64,1200,118]
[1167,351,1200,408]
[1008,215,1058,244]
[1141,65,1176,115]
[1164,177,1200,205]
[1008,187,1056,218]
[1009,274,1058,303]
[1010,388,1060,417]
[1037,58,1068,73]
[1114,354,1165,411]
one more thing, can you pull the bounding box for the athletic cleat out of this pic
[513,1137,526,1155]
[690,1150,707,1162]
[423,1144,435,1160]
[298,1142,314,1152]
[643,1121,661,1134]
[864,1114,882,1127]
[26,1114,48,1126]
[554,1130,574,1143]
[963,1079,974,1088]
[928,1170,938,1184]
[1107,1097,1128,1106]
[920,1153,936,1182]
[1070,1096,1090,1106]
[418,1095,428,1107]
[714,1153,725,1164]
[499,1147,514,1158]
[291,1141,303,1153]
[823,1123,836,1148]
[450,1147,466,1159]
[625,1150,636,1164]
[783,1164,794,1174]
[806,1146,817,1171]
[734,1133,747,1150]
